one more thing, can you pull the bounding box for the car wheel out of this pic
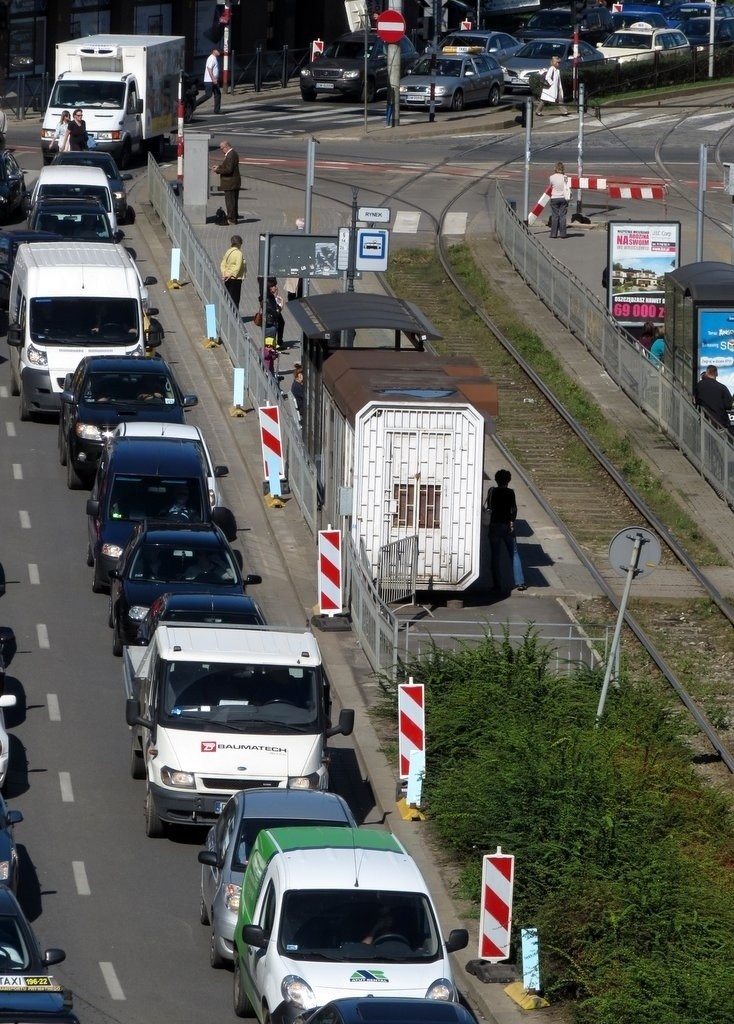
[362,77,377,103]
[58,422,67,466]
[18,384,31,422]
[300,89,316,102]
[233,962,255,1017]
[144,788,165,838]
[130,730,145,780]
[451,89,465,112]
[66,450,84,490]
[200,895,210,926]
[112,619,123,657]
[210,927,226,969]
[488,83,501,107]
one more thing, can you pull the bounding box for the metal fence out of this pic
[495,185,734,507]
[378,536,419,605]
[4,72,49,119]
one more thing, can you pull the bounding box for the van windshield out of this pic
[30,297,138,343]
[278,890,441,962]
[49,81,126,108]
[160,660,320,732]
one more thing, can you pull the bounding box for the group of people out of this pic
[638,321,667,367]
[49,108,90,152]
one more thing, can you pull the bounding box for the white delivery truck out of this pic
[41,35,185,167]
[123,624,355,838]
[6,242,158,421]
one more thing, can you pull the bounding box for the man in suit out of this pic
[211,139,241,225]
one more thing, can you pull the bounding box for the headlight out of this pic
[435,86,448,95]
[113,190,124,200]
[26,342,48,367]
[42,129,55,141]
[343,69,361,79]
[0,861,10,882]
[208,488,216,508]
[159,766,195,788]
[281,976,317,1010]
[96,131,121,141]
[288,773,320,790]
[399,85,408,94]
[301,68,312,79]
[426,979,456,1001]
[101,543,124,558]
[224,883,241,912]
[128,605,150,621]
[75,422,103,441]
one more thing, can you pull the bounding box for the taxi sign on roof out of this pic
[0,976,62,991]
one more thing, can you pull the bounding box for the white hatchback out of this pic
[596,25,690,62]
[28,164,118,233]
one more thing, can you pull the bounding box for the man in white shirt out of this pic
[200,48,221,113]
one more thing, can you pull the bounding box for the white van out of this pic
[28,165,118,233]
[6,242,155,420]
[232,826,469,1021]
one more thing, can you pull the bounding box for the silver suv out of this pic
[300,31,418,103]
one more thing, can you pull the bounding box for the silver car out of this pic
[501,38,604,92]
[197,788,357,967]
[399,54,504,111]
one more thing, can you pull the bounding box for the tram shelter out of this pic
[664,262,734,394]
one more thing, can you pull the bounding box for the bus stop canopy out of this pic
[288,292,442,347]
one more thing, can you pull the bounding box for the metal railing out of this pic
[378,536,419,605]
[5,72,49,119]
[495,186,734,507]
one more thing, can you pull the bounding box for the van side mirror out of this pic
[242,925,267,949]
[328,707,355,738]
[445,928,469,953]
[6,323,22,347]
[143,276,157,287]
[198,849,222,868]
[135,98,144,114]
[114,230,125,243]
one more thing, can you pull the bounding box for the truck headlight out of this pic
[281,975,317,1010]
[224,883,241,912]
[160,766,195,788]
[288,773,320,790]
[425,979,456,1001]
[128,605,150,621]
[41,129,55,141]
[26,342,48,367]
[75,422,103,441]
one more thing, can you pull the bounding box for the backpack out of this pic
[214,206,228,226]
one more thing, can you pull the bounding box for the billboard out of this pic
[606,221,681,329]
[697,308,734,391]
[258,233,339,279]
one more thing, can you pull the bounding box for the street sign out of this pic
[358,206,390,223]
[460,19,472,29]
[376,9,406,43]
[356,228,389,271]
[337,226,350,271]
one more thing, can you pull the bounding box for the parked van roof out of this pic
[35,164,110,188]
[14,241,135,270]
[156,625,322,665]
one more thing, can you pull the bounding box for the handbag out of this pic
[253,308,263,328]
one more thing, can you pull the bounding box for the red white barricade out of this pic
[317,529,343,616]
[461,19,472,29]
[311,39,324,61]
[479,849,515,962]
[398,680,425,781]
[527,175,667,225]
[258,405,284,481]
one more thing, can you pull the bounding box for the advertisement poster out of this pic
[606,222,681,328]
[697,308,734,391]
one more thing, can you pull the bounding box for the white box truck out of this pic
[123,624,355,838]
[41,35,185,167]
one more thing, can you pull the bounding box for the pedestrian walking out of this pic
[67,108,88,151]
[264,277,286,349]
[220,234,246,309]
[211,139,241,225]
[49,110,71,153]
[649,327,666,368]
[548,161,569,239]
[535,55,568,117]
[200,48,221,113]
[693,364,733,431]
[290,365,305,418]
[486,469,527,596]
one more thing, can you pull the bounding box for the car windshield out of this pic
[613,13,666,26]
[413,56,463,75]
[32,209,113,240]
[603,31,653,47]
[30,297,138,344]
[129,542,238,584]
[38,184,111,212]
[84,370,174,404]
[107,476,204,523]
[515,40,568,58]
[48,81,126,108]
[164,609,263,626]
[231,816,349,871]
[0,917,32,971]
[323,39,373,59]
[278,890,441,962]
[160,660,320,731]
[527,10,571,28]
[442,34,486,47]
[55,156,118,182]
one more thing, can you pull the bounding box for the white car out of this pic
[0,695,17,789]
[596,25,690,62]
[113,422,229,509]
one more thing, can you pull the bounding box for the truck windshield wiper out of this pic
[224,718,310,733]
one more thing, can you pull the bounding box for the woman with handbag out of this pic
[535,55,568,117]
[49,110,71,153]
[548,161,570,239]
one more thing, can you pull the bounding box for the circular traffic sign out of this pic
[376,9,406,44]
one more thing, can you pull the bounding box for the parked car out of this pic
[400,53,504,110]
[0,886,66,973]
[299,31,418,102]
[0,697,16,792]
[58,356,196,490]
[0,795,22,893]
[611,9,673,29]
[438,28,523,62]
[198,789,357,967]
[683,14,734,44]
[501,38,605,92]
[51,151,132,223]
[596,25,690,61]
[27,197,124,244]
[26,165,118,233]
[0,151,26,225]
[113,422,229,510]
[305,1000,478,1024]
[0,229,65,308]
[670,1,734,26]
[136,592,266,646]
[108,522,261,655]
[518,5,615,44]
[86,435,236,593]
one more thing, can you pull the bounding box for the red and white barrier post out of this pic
[258,404,285,499]
[479,848,515,962]
[311,39,324,62]
[398,679,425,784]
[221,2,232,90]
[317,527,342,616]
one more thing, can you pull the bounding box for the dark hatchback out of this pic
[0,887,66,975]
[86,435,236,594]
[0,794,22,894]
[305,1000,478,1024]
[50,151,132,222]
[58,355,197,490]
[299,31,418,103]
[0,229,64,308]
[0,151,26,225]
[518,5,615,44]
[27,197,124,243]
[109,523,262,655]
[137,592,266,646]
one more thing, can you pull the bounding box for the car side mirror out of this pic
[244,574,262,587]
[213,465,229,478]
[143,276,157,287]
[60,389,74,403]
[43,949,66,967]
[183,394,198,408]
[86,498,100,517]
[198,849,221,868]
[121,172,133,181]
[242,925,267,949]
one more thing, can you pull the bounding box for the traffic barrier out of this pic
[528,175,667,224]
[317,528,343,616]
[479,848,515,962]
[311,39,324,61]
[258,404,284,482]
[398,679,425,781]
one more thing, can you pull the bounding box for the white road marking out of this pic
[443,212,468,235]
[59,772,74,802]
[47,694,60,722]
[28,564,39,585]
[697,118,734,131]
[99,962,125,1000]
[19,510,30,528]
[12,464,22,480]
[0,387,7,398]
[36,624,49,649]
[72,861,91,895]
[393,211,421,233]
[5,422,15,437]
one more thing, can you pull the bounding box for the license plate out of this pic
[316,82,335,90]
[407,95,426,103]
[214,800,226,814]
